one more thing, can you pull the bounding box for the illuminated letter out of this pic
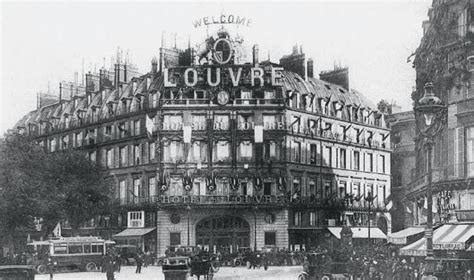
[184,68,198,87]
[192,19,202,28]
[251,67,264,87]
[207,67,221,87]
[236,16,246,26]
[203,17,209,25]
[220,14,226,24]
[228,15,234,23]
[228,67,242,86]
[271,67,284,86]
[164,68,176,87]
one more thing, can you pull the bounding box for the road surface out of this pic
[35,265,301,280]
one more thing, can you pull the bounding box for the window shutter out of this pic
[454,127,464,177]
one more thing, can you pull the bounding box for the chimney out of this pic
[280,44,306,79]
[74,72,79,84]
[307,59,314,79]
[319,67,350,90]
[253,45,259,65]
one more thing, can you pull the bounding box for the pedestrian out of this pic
[114,254,121,272]
[105,260,115,280]
[135,254,143,274]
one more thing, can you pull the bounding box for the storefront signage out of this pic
[193,14,252,28]
[164,66,283,88]
[159,195,287,204]
[433,243,465,250]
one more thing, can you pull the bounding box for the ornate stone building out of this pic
[401,0,474,257]
[14,28,392,256]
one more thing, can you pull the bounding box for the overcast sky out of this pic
[0,0,431,134]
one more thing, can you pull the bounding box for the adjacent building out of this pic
[12,28,392,256]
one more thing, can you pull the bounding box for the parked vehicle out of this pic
[298,252,350,280]
[27,236,109,274]
[113,244,142,266]
[0,265,36,280]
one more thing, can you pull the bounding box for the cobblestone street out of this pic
[35,266,301,280]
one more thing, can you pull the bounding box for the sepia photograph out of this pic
[1,0,473,279]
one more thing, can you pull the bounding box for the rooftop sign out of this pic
[193,14,252,28]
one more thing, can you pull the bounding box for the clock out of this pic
[216,91,230,105]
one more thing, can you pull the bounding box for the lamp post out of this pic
[413,82,446,277]
[186,205,191,246]
[366,190,374,251]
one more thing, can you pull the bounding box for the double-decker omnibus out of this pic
[27,236,111,274]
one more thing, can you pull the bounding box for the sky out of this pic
[0,0,431,134]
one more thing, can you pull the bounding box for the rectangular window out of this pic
[339,148,346,169]
[310,212,316,226]
[241,182,248,195]
[149,177,156,197]
[216,141,230,161]
[75,132,82,147]
[133,179,141,199]
[170,232,181,246]
[134,120,140,136]
[118,122,126,138]
[149,142,156,162]
[264,141,277,160]
[89,151,96,163]
[294,141,301,163]
[105,126,112,137]
[106,149,113,168]
[294,211,302,226]
[134,144,141,165]
[240,141,253,159]
[263,115,276,129]
[354,151,360,170]
[119,180,126,202]
[466,127,474,176]
[379,155,386,173]
[323,146,332,167]
[214,115,229,130]
[263,182,272,196]
[365,153,373,172]
[264,232,276,246]
[310,144,317,164]
[120,146,128,167]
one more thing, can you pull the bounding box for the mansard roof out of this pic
[15,67,378,130]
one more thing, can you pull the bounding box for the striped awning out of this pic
[399,224,474,256]
[387,227,425,245]
[328,227,387,240]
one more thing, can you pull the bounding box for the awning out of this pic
[328,227,387,240]
[113,227,156,238]
[400,224,474,256]
[388,227,425,245]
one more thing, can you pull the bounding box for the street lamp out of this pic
[186,205,191,246]
[413,82,446,276]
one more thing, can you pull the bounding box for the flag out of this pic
[146,115,154,139]
[254,111,263,143]
[53,222,62,237]
[183,111,192,143]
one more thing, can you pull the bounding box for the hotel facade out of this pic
[14,28,392,256]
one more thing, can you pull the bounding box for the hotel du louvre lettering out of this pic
[159,194,288,205]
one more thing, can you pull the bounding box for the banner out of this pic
[146,115,154,139]
[53,222,62,237]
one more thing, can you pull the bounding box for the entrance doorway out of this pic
[196,216,250,253]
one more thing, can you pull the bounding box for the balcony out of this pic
[115,196,159,207]
[290,196,390,212]
[406,163,474,196]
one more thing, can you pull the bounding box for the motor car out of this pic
[113,245,142,266]
[0,265,36,280]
